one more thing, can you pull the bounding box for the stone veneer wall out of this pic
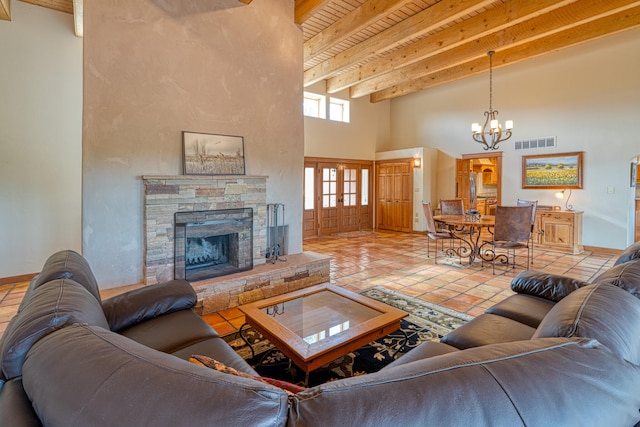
[142,175,267,285]
[192,252,331,315]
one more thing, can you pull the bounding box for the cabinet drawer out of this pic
[540,212,573,223]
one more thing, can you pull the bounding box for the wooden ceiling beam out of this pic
[304,0,415,62]
[327,0,577,94]
[370,6,640,102]
[73,0,82,37]
[303,0,495,86]
[296,0,332,25]
[0,0,10,21]
[352,0,640,98]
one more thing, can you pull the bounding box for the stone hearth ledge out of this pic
[191,251,331,315]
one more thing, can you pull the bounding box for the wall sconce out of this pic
[413,158,421,168]
[554,189,573,211]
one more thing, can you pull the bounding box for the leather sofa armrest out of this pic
[102,280,197,332]
[510,271,589,302]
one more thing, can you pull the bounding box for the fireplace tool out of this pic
[266,203,287,264]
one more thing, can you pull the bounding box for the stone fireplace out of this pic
[142,175,331,315]
[174,208,253,281]
[142,175,267,285]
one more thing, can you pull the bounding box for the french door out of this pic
[303,159,372,237]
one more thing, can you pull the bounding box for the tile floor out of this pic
[0,230,619,338]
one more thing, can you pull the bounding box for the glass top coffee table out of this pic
[238,283,408,384]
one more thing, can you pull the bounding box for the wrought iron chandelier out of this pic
[471,51,513,150]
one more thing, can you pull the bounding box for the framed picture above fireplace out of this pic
[183,131,245,175]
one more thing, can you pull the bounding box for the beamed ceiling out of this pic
[3,0,640,102]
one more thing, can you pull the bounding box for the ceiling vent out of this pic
[514,136,556,150]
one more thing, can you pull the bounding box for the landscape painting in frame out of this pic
[183,131,245,175]
[522,151,583,189]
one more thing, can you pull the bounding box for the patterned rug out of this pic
[224,286,471,387]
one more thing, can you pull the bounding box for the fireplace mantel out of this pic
[142,175,267,285]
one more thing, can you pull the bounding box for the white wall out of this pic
[83,0,304,288]
[388,27,640,250]
[0,2,82,277]
[304,82,390,160]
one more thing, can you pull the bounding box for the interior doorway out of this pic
[456,152,503,213]
[304,158,373,237]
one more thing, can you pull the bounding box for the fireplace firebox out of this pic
[174,208,253,281]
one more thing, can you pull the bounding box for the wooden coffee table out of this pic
[238,283,408,384]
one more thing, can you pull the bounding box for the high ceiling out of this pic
[4,0,640,102]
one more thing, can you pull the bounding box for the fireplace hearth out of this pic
[174,208,253,281]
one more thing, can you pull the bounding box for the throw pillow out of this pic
[189,354,307,395]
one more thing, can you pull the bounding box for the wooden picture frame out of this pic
[183,131,245,175]
[522,151,583,189]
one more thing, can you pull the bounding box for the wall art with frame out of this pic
[183,131,245,175]
[522,151,583,189]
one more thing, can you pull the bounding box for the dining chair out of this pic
[484,205,534,274]
[517,198,538,265]
[439,199,470,235]
[422,202,462,265]
[439,199,465,215]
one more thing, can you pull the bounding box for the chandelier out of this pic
[471,51,513,150]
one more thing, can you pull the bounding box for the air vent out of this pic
[514,136,556,150]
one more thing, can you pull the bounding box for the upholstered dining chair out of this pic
[484,205,534,274]
[517,198,538,264]
[422,202,462,265]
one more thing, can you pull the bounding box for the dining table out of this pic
[433,214,495,264]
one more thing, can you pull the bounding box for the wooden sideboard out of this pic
[533,210,583,254]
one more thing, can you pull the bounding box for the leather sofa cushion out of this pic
[533,283,640,365]
[22,250,101,307]
[592,259,640,299]
[22,324,289,427]
[171,336,258,375]
[383,341,459,370]
[440,313,536,349]
[288,338,640,426]
[510,270,588,302]
[1,279,109,380]
[0,379,41,427]
[101,279,196,332]
[486,294,555,328]
[118,309,219,354]
[614,241,640,266]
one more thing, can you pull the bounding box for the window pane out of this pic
[330,182,336,194]
[350,182,357,193]
[323,195,330,208]
[304,167,314,210]
[350,194,356,205]
[329,195,337,207]
[330,168,337,180]
[361,169,369,205]
[323,168,329,181]
[323,182,329,194]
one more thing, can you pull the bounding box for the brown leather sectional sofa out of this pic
[1,245,640,426]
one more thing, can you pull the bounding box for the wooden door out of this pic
[456,159,471,210]
[314,162,367,235]
[340,165,360,232]
[376,161,412,232]
[318,163,340,235]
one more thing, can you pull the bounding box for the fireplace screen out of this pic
[174,208,253,281]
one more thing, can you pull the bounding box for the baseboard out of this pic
[583,245,622,255]
[0,273,37,286]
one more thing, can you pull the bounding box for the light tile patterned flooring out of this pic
[0,230,619,337]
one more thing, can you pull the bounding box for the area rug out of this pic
[223,286,472,387]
